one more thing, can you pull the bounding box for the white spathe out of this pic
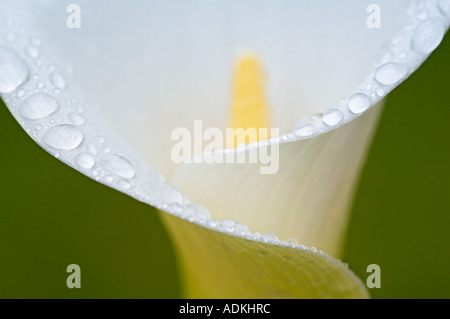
[4,0,413,178]
[0,0,448,295]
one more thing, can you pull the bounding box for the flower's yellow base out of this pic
[160,212,369,299]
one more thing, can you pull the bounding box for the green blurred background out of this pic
[0,33,449,299]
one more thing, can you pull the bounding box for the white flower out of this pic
[0,0,448,298]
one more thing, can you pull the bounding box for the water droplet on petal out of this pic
[103,175,114,183]
[117,179,131,190]
[50,73,66,89]
[207,220,217,228]
[411,18,446,54]
[418,10,429,20]
[221,219,235,232]
[16,89,25,98]
[0,48,29,94]
[87,143,97,155]
[185,203,211,220]
[322,108,343,126]
[100,155,135,179]
[69,112,85,125]
[43,124,83,150]
[348,93,371,114]
[375,62,408,86]
[75,152,95,169]
[375,50,394,66]
[294,123,315,137]
[25,46,39,58]
[262,233,278,242]
[438,0,450,18]
[398,51,408,60]
[20,93,59,120]
[142,181,183,204]
[234,222,250,235]
[392,35,405,45]
[287,238,299,246]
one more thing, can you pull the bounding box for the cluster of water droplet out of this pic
[288,0,450,143]
[0,23,171,212]
[0,0,448,257]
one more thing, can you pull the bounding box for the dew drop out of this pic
[221,219,235,232]
[287,238,299,246]
[43,124,83,150]
[262,233,278,242]
[207,220,217,228]
[411,18,446,54]
[439,0,450,17]
[392,35,405,45]
[251,232,262,241]
[347,93,371,114]
[398,51,408,60]
[50,73,66,89]
[25,46,40,58]
[75,152,95,169]
[418,10,429,20]
[142,181,183,204]
[185,203,211,220]
[103,175,114,183]
[168,203,183,215]
[374,62,408,86]
[87,143,97,155]
[294,123,315,137]
[20,93,59,120]
[376,88,385,97]
[234,222,250,235]
[100,155,135,179]
[16,89,25,98]
[69,113,85,125]
[118,180,132,190]
[375,50,394,66]
[322,108,343,126]
[0,47,29,94]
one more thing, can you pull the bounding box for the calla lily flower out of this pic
[1,0,449,298]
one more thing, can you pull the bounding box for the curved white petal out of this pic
[1,0,449,296]
[2,0,418,178]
